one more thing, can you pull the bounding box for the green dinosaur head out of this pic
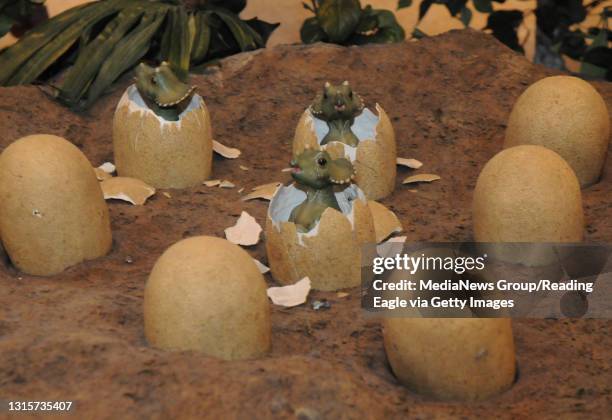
[290,149,354,189]
[310,81,364,121]
[135,61,194,108]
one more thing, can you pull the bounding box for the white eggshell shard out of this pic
[293,104,397,200]
[225,211,262,246]
[101,177,156,205]
[113,85,213,189]
[265,183,376,291]
[267,277,311,307]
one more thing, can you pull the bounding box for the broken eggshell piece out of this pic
[293,104,396,200]
[113,85,213,189]
[265,183,375,291]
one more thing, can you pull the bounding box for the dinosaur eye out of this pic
[349,90,353,98]
[317,157,327,166]
[150,76,157,85]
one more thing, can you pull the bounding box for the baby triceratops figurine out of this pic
[136,61,195,121]
[289,148,355,232]
[310,81,365,147]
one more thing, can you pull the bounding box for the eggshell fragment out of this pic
[213,139,241,159]
[203,179,221,187]
[397,157,423,169]
[402,173,440,184]
[94,167,113,181]
[113,86,212,189]
[225,211,262,246]
[368,201,403,243]
[0,134,112,276]
[253,258,270,274]
[101,177,156,205]
[293,104,397,200]
[383,318,516,401]
[241,182,282,202]
[267,277,311,307]
[144,236,270,360]
[504,76,610,187]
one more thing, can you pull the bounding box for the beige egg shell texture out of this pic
[113,85,213,189]
[0,134,112,276]
[144,236,271,360]
[293,104,397,200]
[383,317,516,401]
[265,184,376,291]
[504,76,610,188]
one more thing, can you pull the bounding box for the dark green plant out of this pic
[0,0,278,109]
[300,0,405,45]
[0,0,47,38]
[402,0,611,80]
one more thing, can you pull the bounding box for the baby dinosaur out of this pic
[289,148,355,232]
[310,81,365,147]
[135,61,195,121]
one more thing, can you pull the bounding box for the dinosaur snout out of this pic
[334,99,346,112]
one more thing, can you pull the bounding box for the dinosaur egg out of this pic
[144,236,270,360]
[473,145,583,264]
[504,76,610,187]
[293,104,397,200]
[265,184,375,291]
[0,134,112,276]
[113,85,213,189]
[383,318,516,401]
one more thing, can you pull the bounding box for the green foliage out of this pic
[300,0,405,45]
[0,0,279,109]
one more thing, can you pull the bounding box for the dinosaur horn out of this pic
[324,82,331,88]
[342,80,349,86]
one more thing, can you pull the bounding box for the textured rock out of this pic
[0,30,610,418]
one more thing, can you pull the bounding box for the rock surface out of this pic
[0,29,610,418]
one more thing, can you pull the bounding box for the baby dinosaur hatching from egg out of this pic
[310,81,365,147]
[135,61,196,121]
[289,148,355,232]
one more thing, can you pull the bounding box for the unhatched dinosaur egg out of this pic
[473,145,583,244]
[144,236,270,360]
[0,134,112,276]
[504,76,610,187]
[383,318,516,401]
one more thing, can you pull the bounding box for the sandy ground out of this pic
[0,30,610,419]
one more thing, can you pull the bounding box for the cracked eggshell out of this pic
[383,318,516,401]
[144,236,270,360]
[504,76,610,187]
[265,184,376,291]
[113,85,213,189]
[0,134,111,276]
[293,104,397,200]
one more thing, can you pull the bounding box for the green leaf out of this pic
[300,16,326,43]
[460,6,472,27]
[7,0,126,85]
[0,1,94,84]
[580,28,608,79]
[412,27,428,39]
[472,0,493,14]
[397,0,412,9]
[317,0,361,43]
[84,9,166,108]
[59,6,145,104]
[166,6,192,81]
[214,9,260,51]
[0,14,13,37]
[191,11,211,63]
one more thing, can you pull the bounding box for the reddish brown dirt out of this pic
[0,29,610,419]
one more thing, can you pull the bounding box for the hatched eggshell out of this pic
[368,200,403,243]
[224,211,262,246]
[267,277,311,307]
[0,134,112,276]
[383,318,516,401]
[144,236,270,360]
[113,85,213,189]
[293,104,397,200]
[402,173,441,184]
[504,76,610,187]
[265,185,376,291]
[212,139,241,159]
[101,177,155,205]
